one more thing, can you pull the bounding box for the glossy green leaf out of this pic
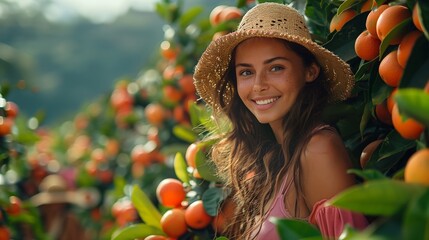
[111,223,165,240]
[130,185,162,229]
[172,125,197,143]
[395,88,429,127]
[174,152,190,184]
[374,130,415,161]
[379,19,413,58]
[202,187,224,216]
[417,0,429,39]
[360,101,372,136]
[347,169,387,181]
[403,189,429,240]
[178,6,203,29]
[195,150,220,182]
[338,0,362,14]
[271,218,322,240]
[328,179,425,216]
[215,237,229,240]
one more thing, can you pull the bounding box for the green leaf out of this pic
[173,124,197,143]
[178,6,203,30]
[271,218,322,240]
[379,18,413,58]
[373,130,415,161]
[347,169,387,181]
[395,88,429,127]
[130,185,162,229]
[338,0,362,14]
[195,150,220,182]
[215,237,229,240]
[403,189,429,240]
[111,223,165,240]
[360,101,372,136]
[174,152,190,184]
[202,187,224,216]
[417,0,429,39]
[327,179,425,216]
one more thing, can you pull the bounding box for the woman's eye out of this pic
[270,66,284,72]
[239,70,252,76]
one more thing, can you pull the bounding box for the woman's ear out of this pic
[305,63,320,83]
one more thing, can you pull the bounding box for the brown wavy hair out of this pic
[210,39,329,239]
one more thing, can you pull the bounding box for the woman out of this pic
[193,2,367,240]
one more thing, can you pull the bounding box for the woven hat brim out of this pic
[194,29,354,111]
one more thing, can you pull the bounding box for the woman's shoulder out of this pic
[305,124,344,155]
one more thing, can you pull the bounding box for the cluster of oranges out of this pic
[0,98,19,136]
[209,5,243,40]
[352,1,427,140]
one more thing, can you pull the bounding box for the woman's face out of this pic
[235,37,319,132]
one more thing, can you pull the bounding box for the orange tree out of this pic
[115,0,429,240]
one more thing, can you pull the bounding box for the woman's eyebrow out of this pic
[235,56,290,68]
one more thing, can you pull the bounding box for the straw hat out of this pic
[194,2,354,112]
[30,174,100,208]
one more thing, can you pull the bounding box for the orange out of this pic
[219,6,242,23]
[404,149,429,185]
[145,103,166,126]
[386,88,398,114]
[160,208,188,238]
[376,5,411,45]
[355,30,381,61]
[329,9,357,33]
[375,100,392,125]
[391,103,424,140]
[185,143,199,168]
[160,41,178,61]
[91,148,108,164]
[360,139,383,168]
[156,178,186,208]
[366,4,389,38]
[131,144,153,166]
[397,30,422,68]
[5,101,19,118]
[209,5,227,26]
[110,88,134,111]
[178,74,196,96]
[184,200,212,229]
[212,197,236,233]
[0,117,13,136]
[163,85,183,104]
[0,226,10,240]
[379,50,403,87]
[6,196,22,216]
[412,3,423,32]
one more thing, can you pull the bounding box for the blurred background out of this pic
[0,0,226,126]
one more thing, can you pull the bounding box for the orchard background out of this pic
[0,0,428,239]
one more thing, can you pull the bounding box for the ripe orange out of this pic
[404,149,429,186]
[160,41,178,61]
[376,5,411,45]
[5,101,19,118]
[6,196,22,216]
[360,139,383,168]
[160,208,188,238]
[184,200,212,229]
[163,85,183,104]
[0,226,10,240]
[178,74,196,96]
[412,4,423,32]
[212,197,236,233]
[91,148,108,164]
[355,30,381,61]
[379,50,403,87]
[145,103,166,126]
[387,88,398,114]
[156,178,186,208]
[0,117,13,136]
[219,6,242,23]
[329,9,357,33]
[375,100,392,125]
[110,88,134,111]
[209,5,227,26]
[366,4,389,38]
[397,30,422,68]
[131,144,152,166]
[391,103,424,140]
[185,143,199,168]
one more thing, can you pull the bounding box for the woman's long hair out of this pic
[210,39,329,239]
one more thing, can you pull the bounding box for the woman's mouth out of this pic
[254,97,279,105]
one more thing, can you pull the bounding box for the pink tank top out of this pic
[256,177,293,240]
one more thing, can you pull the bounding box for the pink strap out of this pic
[309,199,368,239]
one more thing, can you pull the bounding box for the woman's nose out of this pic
[253,73,268,92]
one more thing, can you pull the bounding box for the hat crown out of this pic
[238,3,311,40]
